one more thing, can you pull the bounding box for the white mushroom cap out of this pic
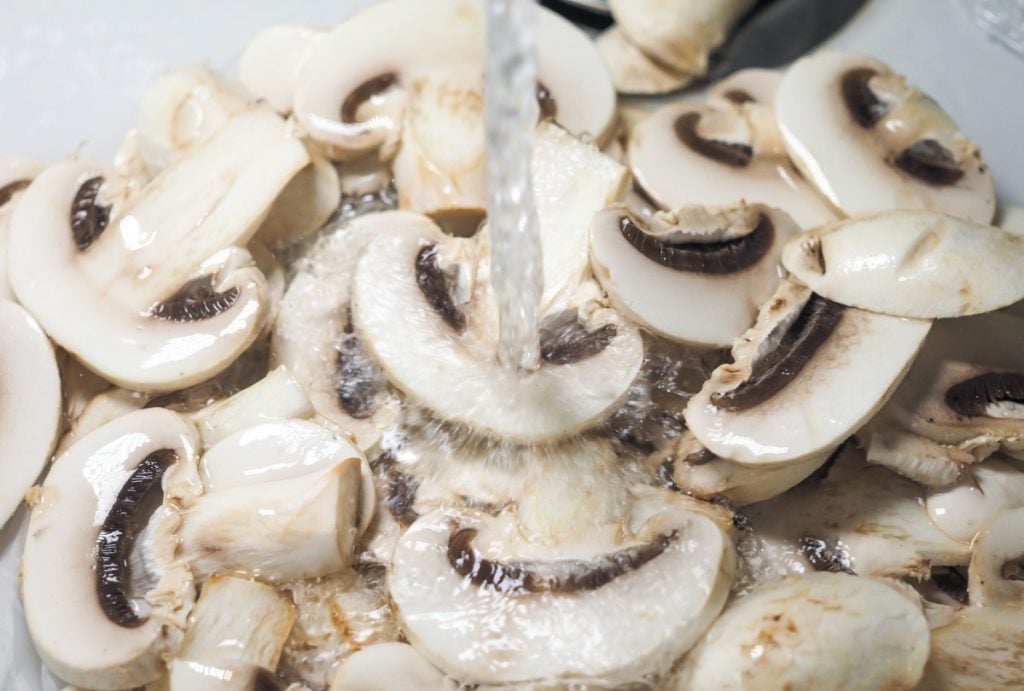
[686,278,931,465]
[742,445,971,582]
[272,215,402,451]
[22,408,202,690]
[783,210,1024,319]
[292,0,615,159]
[596,27,693,96]
[0,300,61,528]
[238,25,324,115]
[775,51,995,223]
[389,502,735,685]
[329,643,448,691]
[925,456,1024,544]
[590,203,799,347]
[351,213,644,442]
[608,0,756,76]
[628,100,836,230]
[674,573,930,691]
[8,106,308,391]
[0,158,44,301]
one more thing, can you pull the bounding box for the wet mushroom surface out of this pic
[3,3,1024,690]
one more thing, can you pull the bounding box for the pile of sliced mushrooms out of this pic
[3,0,1024,689]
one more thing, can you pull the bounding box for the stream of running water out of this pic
[485,0,544,371]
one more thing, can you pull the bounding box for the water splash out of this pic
[485,0,544,370]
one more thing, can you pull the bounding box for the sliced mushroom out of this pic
[254,157,340,249]
[22,408,202,690]
[238,25,324,115]
[291,0,615,219]
[629,101,836,230]
[775,51,995,223]
[925,456,1024,544]
[919,508,1024,689]
[608,0,756,77]
[860,422,973,487]
[272,215,402,451]
[136,65,251,175]
[674,573,930,691]
[57,387,148,455]
[783,210,1024,319]
[198,418,374,534]
[659,431,828,506]
[0,158,44,301]
[590,203,798,347]
[742,445,971,581]
[188,365,314,447]
[329,643,448,691]
[876,312,1024,464]
[595,27,693,96]
[389,502,735,685]
[685,278,930,465]
[533,121,629,312]
[168,575,295,691]
[181,451,366,582]
[351,213,643,442]
[8,106,308,391]
[708,67,783,108]
[0,301,61,528]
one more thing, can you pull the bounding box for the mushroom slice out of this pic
[187,366,313,448]
[708,67,783,108]
[685,278,930,465]
[861,422,972,488]
[877,312,1024,462]
[198,418,374,535]
[533,121,629,312]
[591,203,797,347]
[238,25,324,115]
[925,456,1024,544]
[168,575,295,691]
[351,214,643,442]
[783,210,1024,319]
[743,445,971,580]
[595,27,693,96]
[628,100,836,230]
[292,0,615,158]
[136,65,251,174]
[608,0,756,77]
[0,158,44,301]
[329,643,448,691]
[919,508,1024,689]
[22,408,202,690]
[775,51,995,223]
[389,503,735,685]
[674,573,930,691]
[254,156,340,249]
[181,456,365,582]
[272,215,402,451]
[57,387,148,455]
[0,301,61,528]
[8,106,309,391]
[659,431,827,507]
